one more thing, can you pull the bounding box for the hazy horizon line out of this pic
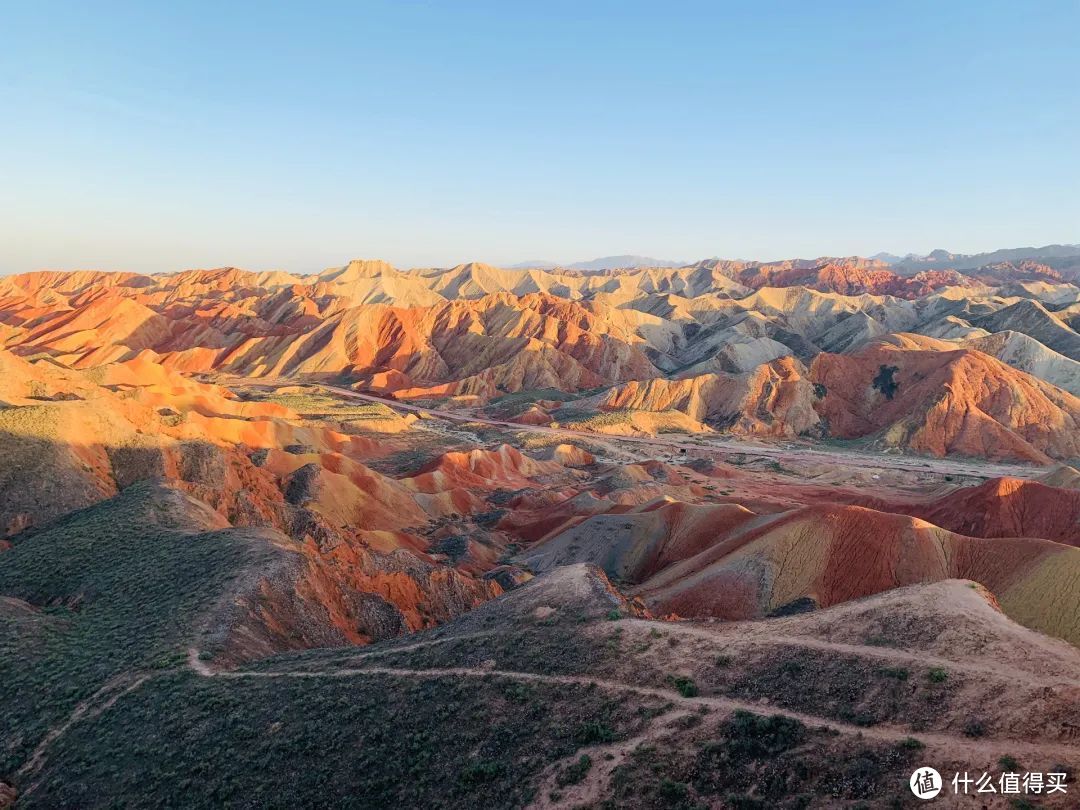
[5,240,1080,278]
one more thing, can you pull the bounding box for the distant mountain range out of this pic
[509,245,1080,275]
[507,255,685,272]
[883,244,1080,274]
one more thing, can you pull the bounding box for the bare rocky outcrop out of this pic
[595,357,821,438]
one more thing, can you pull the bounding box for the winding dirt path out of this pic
[342,630,495,661]
[526,707,695,810]
[634,620,1080,690]
[186,631,496,676]
[188,657,1080,765]
[16,673,151,800]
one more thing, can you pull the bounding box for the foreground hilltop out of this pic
[5,531,1079,807]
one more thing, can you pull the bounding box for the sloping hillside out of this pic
[810,342,1080,461]
[9,561,1078,808]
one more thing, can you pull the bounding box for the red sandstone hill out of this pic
[635,503,1080,646]
[914,477,1080,547]
[2,264,1080,462]
[968,260,1064,285]
[588,342,1080,461]
[690,256,973,298]
[737,261,969,298]
[0,278,666,396]
[402,444,568,493]
[525,500,1080,646]
[594,356,821,437]
[0,349,529,642]
[809,341,1080,462]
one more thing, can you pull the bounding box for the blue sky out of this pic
[2,1,1078,274]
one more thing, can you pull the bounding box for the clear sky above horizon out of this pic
[2,1,1078,275]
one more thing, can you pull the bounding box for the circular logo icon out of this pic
[910,767,942,799]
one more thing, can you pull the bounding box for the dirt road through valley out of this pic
[316,384,1040,481]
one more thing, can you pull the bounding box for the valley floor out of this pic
[316,382,1042,482]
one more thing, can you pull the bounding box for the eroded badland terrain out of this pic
[2,252,1080,808]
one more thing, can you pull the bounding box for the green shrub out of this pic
[658,779,689,802]
[724,711,806,759]
[963,720,985,738]
[574,721,615,746]
[669,676,699,698]
[779,660,804,676]
[558,754,592,786]
[459,760,504,784]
